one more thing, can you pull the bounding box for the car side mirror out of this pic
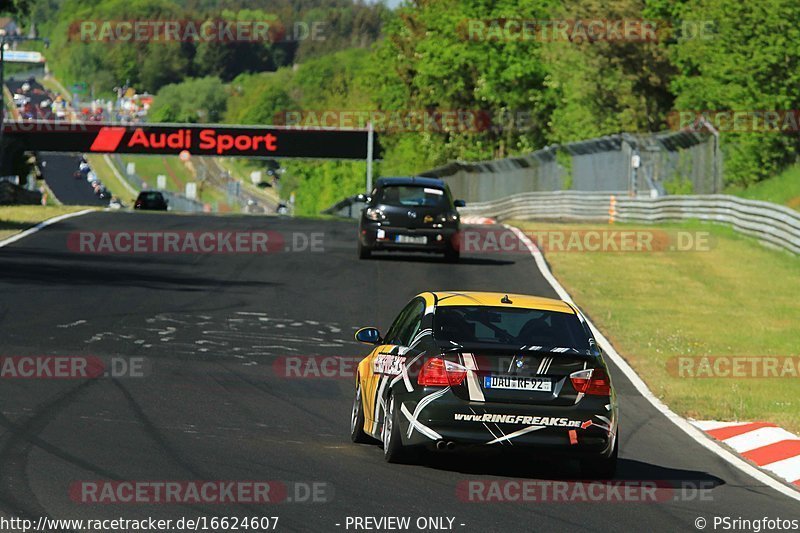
[454,199,466,208]
[355,327,382,344]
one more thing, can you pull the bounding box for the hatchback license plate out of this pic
[395,235,427,244]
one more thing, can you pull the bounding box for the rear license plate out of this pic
[395,235,427,244]
[483,375,552,392]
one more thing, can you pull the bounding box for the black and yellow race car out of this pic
[350,291,619,477]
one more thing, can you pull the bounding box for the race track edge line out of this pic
[0,209,95,249]
[504,223,800,503]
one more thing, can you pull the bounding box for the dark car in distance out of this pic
[357,177,465,261]
[134,191,169,211]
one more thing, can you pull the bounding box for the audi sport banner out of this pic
[2,121,379,160]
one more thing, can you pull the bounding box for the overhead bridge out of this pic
[2,120,380,160]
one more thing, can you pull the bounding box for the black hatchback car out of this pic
[357,177,465,261]
[134,191,169,211]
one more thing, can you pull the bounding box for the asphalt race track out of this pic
[5,78,108,206]
[38,154,109,207]
[0,211,797,532]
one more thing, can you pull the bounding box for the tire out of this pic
[443,246,460,263]
[580,431,618,479]
[350,381,372,444]
[358,241,372,260]
[382,395,416,463]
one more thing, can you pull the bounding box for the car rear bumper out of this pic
[396,392,617,457]
[359,223,459,252]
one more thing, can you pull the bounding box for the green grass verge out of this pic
[122,155,193,192]
[727,164,800,211]
[0,205,94,241]
[39,77,73,100]
[120,155,229,209]
[217,158,280,205]
[85,154,137,202]
[3,85,21,120]
[511,219,800,433]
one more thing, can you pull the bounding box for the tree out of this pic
[370,0,556,166]
[140,43,191,92]
[670,0,800,186]
[149,76,227,123]
[543,0,676,143]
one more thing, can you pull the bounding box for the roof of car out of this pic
[425,291,575,314]
[375,176,446,188]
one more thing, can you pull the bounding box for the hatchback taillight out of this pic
[418,358,467,386]
[570,368,611,396]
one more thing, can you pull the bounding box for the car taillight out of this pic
[418,358,467,386]
[570,368,611,396]
[365,207,386,221]
[435,212,459,223]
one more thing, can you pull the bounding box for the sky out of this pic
[368,0,404,9]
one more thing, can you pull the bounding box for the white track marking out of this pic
[723,427,800,454]
[103,154,138,196]
[762,456,800,483]
[0,209,94,248]
[693,420,752,431]
[504,223,800,502]
[57,320,87,328]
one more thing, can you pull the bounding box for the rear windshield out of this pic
[139,192,164,200]
[376,185,447,207]
[433,306,590,351]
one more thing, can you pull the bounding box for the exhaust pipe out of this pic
[446,441,456,450]
[436,440,447,451]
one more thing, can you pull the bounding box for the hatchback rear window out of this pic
[376,185,447,207]
[138,192,164,200]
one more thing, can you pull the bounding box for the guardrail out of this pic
[459,191,800,255]
[108,154,205,213]
[322,194,366,219]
